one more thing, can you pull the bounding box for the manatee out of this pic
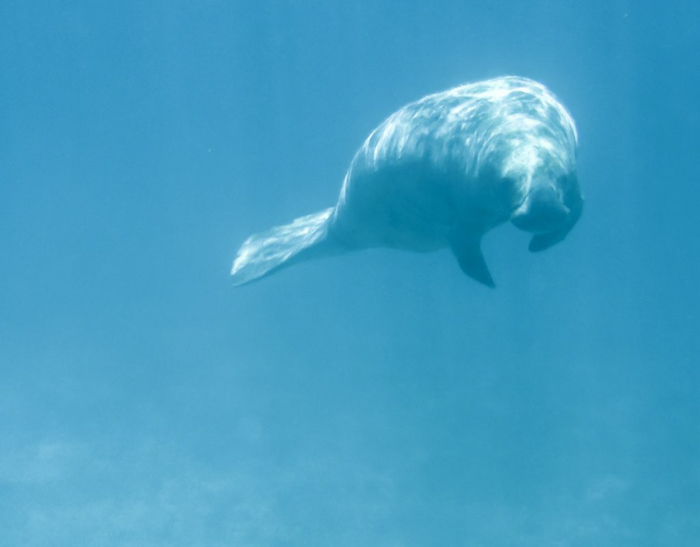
[231,76,583,288]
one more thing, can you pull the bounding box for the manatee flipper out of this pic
[528,230,568,252]
[451,236,495,288]
[231,207,342,286]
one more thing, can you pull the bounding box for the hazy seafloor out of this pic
[1,1,698,546]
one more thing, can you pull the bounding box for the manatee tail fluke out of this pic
[231,207,342,286]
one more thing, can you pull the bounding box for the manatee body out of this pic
[231,76,583,287]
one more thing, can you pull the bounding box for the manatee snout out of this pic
[511,182,570,234]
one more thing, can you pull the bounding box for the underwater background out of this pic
[1,1,698,545]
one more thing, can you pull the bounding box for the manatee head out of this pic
[503,146,583,252]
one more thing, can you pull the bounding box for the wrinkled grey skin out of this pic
[328,76,583,287]
[231,76,583,288]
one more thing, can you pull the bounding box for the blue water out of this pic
[1,1,698,545]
